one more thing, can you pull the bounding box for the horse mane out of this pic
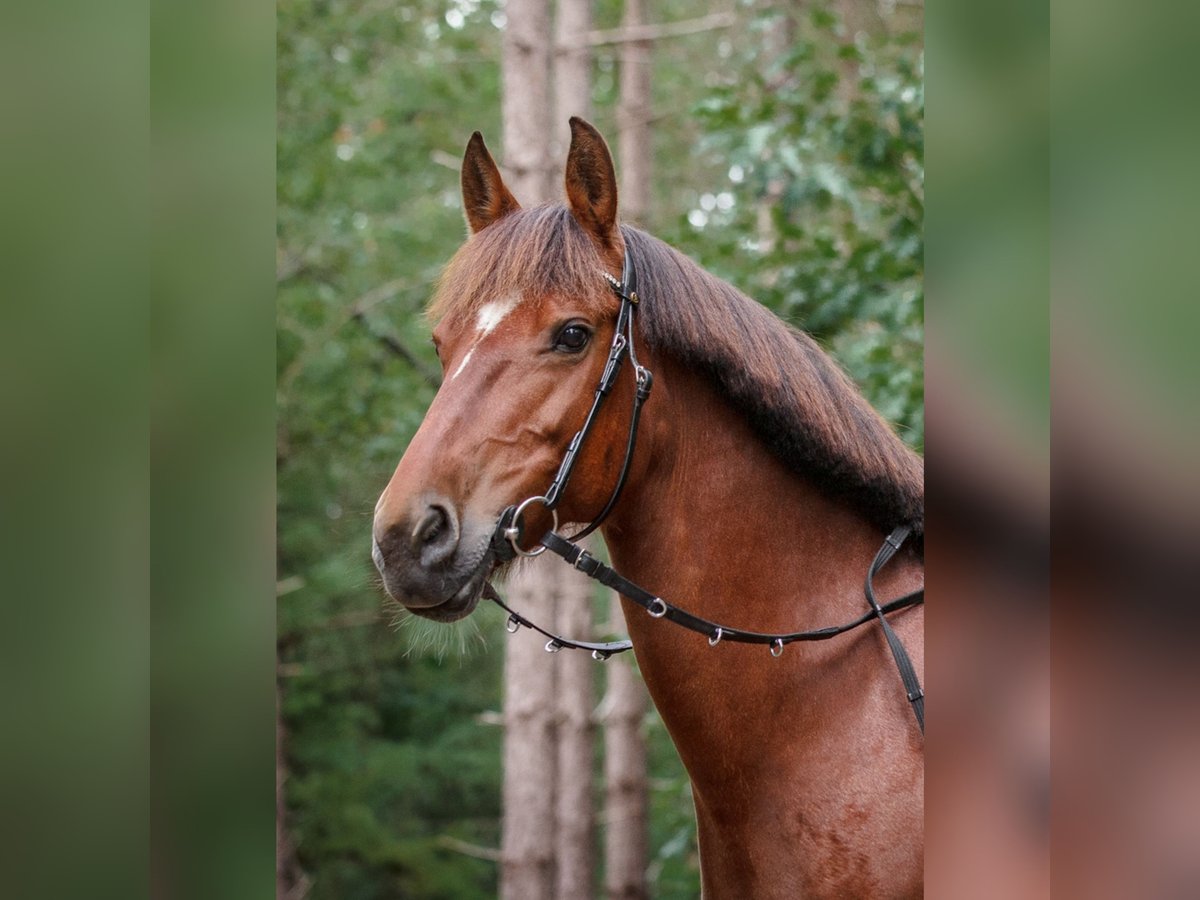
[429,205,924,540]
[624,225,924,540]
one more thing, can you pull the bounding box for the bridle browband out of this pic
[485,231,926,734]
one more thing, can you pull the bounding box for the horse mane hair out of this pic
[429,204,924,540]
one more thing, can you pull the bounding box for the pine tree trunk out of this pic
[552,3,598,894]
[756,4,794,255]
[554,538,597,899]
[603,6,653,895]
[602,596,649,900]
[554,0,593,162]
[549,5,597,897]
[501,562,559,900]
[502,0,555,203]
[500,2,557,898]
[617,0,652,226]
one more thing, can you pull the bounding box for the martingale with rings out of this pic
[483,236,925,733]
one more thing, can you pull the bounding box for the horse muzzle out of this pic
[371,495,494,621]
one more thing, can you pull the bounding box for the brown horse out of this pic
[372,119,924,898]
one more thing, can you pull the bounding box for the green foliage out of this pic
[645,715,702,893]
[665,8,924,449]
[278,2,509,897]
[278,2,922,898]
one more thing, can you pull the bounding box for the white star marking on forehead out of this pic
[475,295,520,336]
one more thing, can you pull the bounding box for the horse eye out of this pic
[554,324,591,353]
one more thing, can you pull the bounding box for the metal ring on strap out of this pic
[504,495,559,557]
[647,597,667,618]
[770,639,784,658]
[708,626,723,647]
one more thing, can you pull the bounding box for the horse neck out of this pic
[599,355,924,763]
[603,353,922,635]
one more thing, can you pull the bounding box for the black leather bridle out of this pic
[485,233,926,733]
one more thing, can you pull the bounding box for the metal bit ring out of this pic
[505,495,559,557]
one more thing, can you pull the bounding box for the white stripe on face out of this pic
[451,348,474,380]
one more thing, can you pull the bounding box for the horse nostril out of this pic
[414,507,445,546]
[411,502,459,565]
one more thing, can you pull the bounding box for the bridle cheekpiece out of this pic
[497,234,651,555]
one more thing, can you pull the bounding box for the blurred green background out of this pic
[14,0,1200,895]
[277,1,922,897]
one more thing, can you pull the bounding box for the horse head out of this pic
[372,119,643,621]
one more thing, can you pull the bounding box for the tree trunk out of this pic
[500,3,557,898]
[603,6,653,896]
[602,596,649,900]
[554,0,593,166]
[501,562,559,900]
[616,0,652,226]
[554,538,597,900]
[756,5,792,255]
[502,0,556,203]
[552,3,598,895]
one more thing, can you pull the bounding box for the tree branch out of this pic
[276,253,306,284]
[431,148,460,171]
[276,575,305,596]
[276,247,335,285]
[352,312,442,389]
[569,11,736,48]
[437,835,503,862]
[278,277,409,399]
[278,276,442,405]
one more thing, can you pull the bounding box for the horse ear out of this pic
[564,117,620,250]
[461,131,521,234]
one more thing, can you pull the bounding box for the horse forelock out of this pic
[427,206,923,540]
[428,204,617,328]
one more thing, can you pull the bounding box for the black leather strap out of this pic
[489,505,518,564]
[864,526,925,731]
[568,365,651,541]
[484,583,632,659]
[492,528,925,733]
[539,530,923,645]
[541,230,651,537]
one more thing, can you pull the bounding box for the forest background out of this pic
[277,0,923,897]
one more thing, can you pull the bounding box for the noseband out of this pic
[486,233,926,734]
